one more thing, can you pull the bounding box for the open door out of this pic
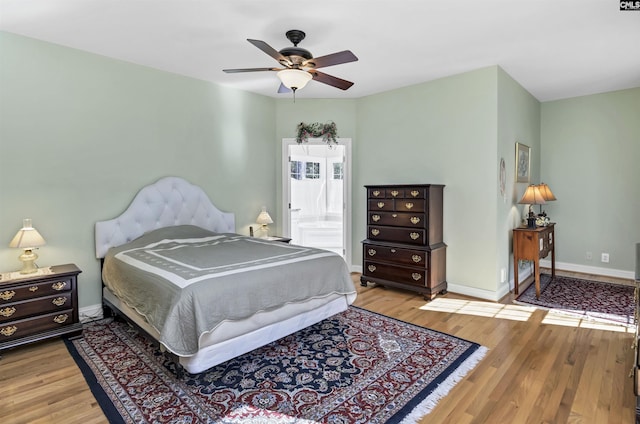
[282,138,352,266]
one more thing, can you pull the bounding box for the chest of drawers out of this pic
[0,264,82,351]
[361,185,447,300]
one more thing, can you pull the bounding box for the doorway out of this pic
[282,138,352,266]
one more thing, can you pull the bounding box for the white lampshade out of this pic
[277,69,312,90]
[518,185,546,206]
[9,218,46,274]
[256,207,273,225]
[9,218,46,249]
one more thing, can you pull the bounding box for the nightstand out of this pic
[0,264,82,351]
[265,236,292,244]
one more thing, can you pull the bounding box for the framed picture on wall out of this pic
[515,142,531,183]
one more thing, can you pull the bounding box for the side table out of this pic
[513,224,555,299]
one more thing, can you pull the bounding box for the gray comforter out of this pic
[102,225,356,356]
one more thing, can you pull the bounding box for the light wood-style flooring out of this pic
[0,271,636,423]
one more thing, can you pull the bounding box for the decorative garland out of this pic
[296,122,338,145]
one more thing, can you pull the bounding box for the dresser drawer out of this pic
[368,226,427,245]
[363,261,426,287]
[368,199,395,211]
[367,187,427,199]
[369,211,427,228]
[363,243,426,267]
[0,309,74,342]
[0,277,73,304]
[0,293,73,323]
[393,199,425,213]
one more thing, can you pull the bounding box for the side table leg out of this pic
[534,260,541,299]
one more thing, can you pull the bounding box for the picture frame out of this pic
[515,142,531,183]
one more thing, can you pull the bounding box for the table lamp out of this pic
[518,185,546,228]
[256,207,273,238]
[9,218,46,274]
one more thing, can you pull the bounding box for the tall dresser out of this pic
[361,184,447,300]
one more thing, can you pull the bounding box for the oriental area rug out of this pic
[514,273,635,327]
[65,306,487,424]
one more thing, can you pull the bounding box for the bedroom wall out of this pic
[496,68,541,296]
[541,88,640,275]
[0,32,277,311]
[353,67,501,296]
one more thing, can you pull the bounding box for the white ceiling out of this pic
[1,0,639,101]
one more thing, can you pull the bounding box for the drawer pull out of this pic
[412,273,422,281]
[368,265,377,273]
[1,325,17,337]
[392,213,398,218]
[372,190,381,197]
[372,214,381,222]
[410,232,420,240]
[52,297,68,307]
[52,281,67,291]
[412,255,422,263]
[410,190,419,197]
[53,314,69,324]
[410,216,421,225]
[377,202,385,209]
[0,290,16,301]
[29,286,39,292]
[405,202,414,210]
[368,249,377,256]
[390,249,397,253]
[0,306,16,317]
[390,190,399,197]
[371,229,380,236]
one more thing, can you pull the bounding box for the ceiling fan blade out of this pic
[309,70,354,90]
[223,67,281,73]
[247,39,292,66]
[277,83,292,94]
[304,50,358,69]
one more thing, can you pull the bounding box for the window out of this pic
[333,162,344,180]
[305,162,320,179]
[290,161,303,180]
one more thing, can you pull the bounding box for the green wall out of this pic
[0,32,276,310]
[541,88,640,273]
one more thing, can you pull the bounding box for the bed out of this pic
[95,176,356,374]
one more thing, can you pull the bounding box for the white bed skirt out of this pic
[103,288,355,373]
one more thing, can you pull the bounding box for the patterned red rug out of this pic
[65,306,487,423]
[514,273,635,327]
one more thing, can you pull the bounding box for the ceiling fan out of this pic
[223,30,358,94]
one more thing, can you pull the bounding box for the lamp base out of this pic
[18,249,39,274]
[526,217,537,229]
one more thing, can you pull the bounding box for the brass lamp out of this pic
[9,218,46,274]
[255,206,274,238]
[518,185,546,228]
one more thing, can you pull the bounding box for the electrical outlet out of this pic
[586,251,592,261]
[601,253,610,263]
[500,268,506,283]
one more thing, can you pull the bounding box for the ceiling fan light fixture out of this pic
[277,69,312,91]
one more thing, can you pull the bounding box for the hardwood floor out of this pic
[0,271,635,423]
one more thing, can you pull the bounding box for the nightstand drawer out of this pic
[0,277,73,304]
[0,293,73,323]
[0,309,74,342]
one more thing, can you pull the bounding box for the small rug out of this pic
[514,273,635,327]
[65,306,487,424]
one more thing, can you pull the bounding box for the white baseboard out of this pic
[79,303,104,323]
[540,259,635,280]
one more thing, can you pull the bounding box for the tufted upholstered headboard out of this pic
[95,176,235,258]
